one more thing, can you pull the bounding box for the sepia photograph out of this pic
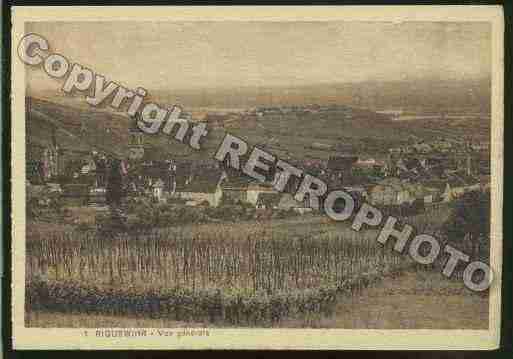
[10,6,504,350]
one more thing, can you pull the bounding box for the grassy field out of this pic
[329,270,488,329]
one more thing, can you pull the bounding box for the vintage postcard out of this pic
[11,6,503,350]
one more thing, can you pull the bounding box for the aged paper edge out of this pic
[10,5,504,350]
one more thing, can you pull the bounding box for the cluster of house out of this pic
[388,138,490,155]
[357,153,489,206]
[147,167,313,213]
[180,104,355,131]
[128,162,307,210]
[132,149,489,214]
[27,129,490,213]
[25,96,490,214]
[28,147,490,215]
[251,104,353,118]
[26,102,489,213]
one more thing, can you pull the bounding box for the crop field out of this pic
[26,208,453,327]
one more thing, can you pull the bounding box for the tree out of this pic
[443,191,490,259]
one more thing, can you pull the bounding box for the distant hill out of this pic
[25,78,491,163]
[146,77,491,113]
[25,96,218,161]
[29,77,491,112]
[26,97,130,157]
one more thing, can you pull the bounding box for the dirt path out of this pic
[328,270,489,329]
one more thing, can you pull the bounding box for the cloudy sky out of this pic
[25,21,491,91]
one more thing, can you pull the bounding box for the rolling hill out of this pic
[25,76,491,163]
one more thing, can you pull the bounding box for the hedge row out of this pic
[26,268,398,326]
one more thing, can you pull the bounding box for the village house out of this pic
[246,183,277,206]
[88,187,107,206]
[327,155,358,185]
[419,157,443,171]
[26,103,91,183]
[396,158,423,174]
[431,139,453,152]
[380,161,394,178]
[421,174,477,204]
[26,102,60,180]
[152,179,165,202]
[174,170,225,207]
[402,146,415,154]
[220,174,280,206]
[388,147,402,155]
[25,99,126,212]
[128,120,145,160]
[368,178,413,206]
[470,141,490,152]
[276,193,312,214]
[204,113,228,129]
[221,175,253,204]
[413,143,433,153]
[439,182,455,202]
[418,180,446,203]
[446,172,481,197]
[27,97,127,189]
[404,182,439,204]
[255,192,282,210]
[354,158,381,169]
[80,155,97,175]
[447,178,466,199]
[369,177,447,206]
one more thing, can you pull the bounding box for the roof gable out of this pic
[256,192,281,207]
[176,168,224,193]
